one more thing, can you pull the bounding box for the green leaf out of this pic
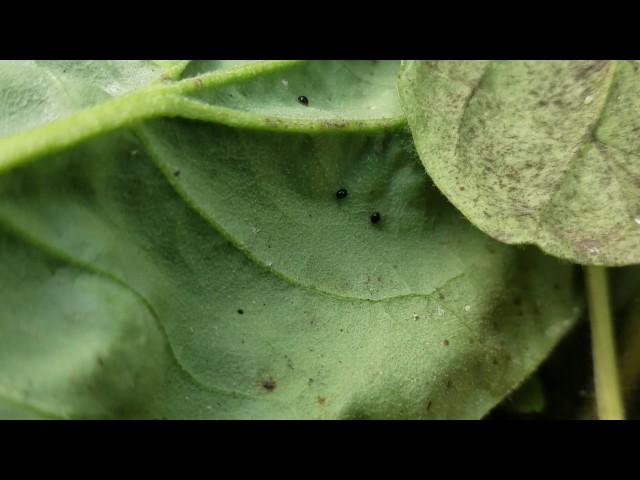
[502,374,546,415]
[398,60,640,266]
[0,60,581,419]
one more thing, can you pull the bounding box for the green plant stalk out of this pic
[585,266,625,420]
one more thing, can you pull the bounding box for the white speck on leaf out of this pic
[584,95,594,105]
[464,305,471,312]
[281,79,288,87]
[634,216,640,226]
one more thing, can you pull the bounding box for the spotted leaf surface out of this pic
[0,60,581,419]
[398,60,640,266]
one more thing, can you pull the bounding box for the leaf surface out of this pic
[398,60,640,266]
[0,60,581,418]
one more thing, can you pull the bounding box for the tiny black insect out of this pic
[336,188,348,199]
[297,95,309,106]
[370,212,381,224]
[237,309,244,315]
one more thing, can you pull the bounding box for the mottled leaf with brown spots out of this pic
[398,60,640,266]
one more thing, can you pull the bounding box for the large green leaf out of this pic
[0,60,581,419]
[398,60,640,266]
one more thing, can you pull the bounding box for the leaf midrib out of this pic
[0,60,405,176]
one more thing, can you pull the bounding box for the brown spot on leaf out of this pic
[443,339,450,347]
[261,378,276,392]
[317,396,326,406]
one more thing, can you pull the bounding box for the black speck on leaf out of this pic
[336,188,348,199]
[261,379,276,391]
[297,95,309,106]
[370,212,381,224]
[174,170,181,177]
[237,309,244,315]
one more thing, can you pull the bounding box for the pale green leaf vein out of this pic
[0,219,256,401]
[136,124,462,304]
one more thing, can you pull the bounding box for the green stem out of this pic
[584,265,625,420]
